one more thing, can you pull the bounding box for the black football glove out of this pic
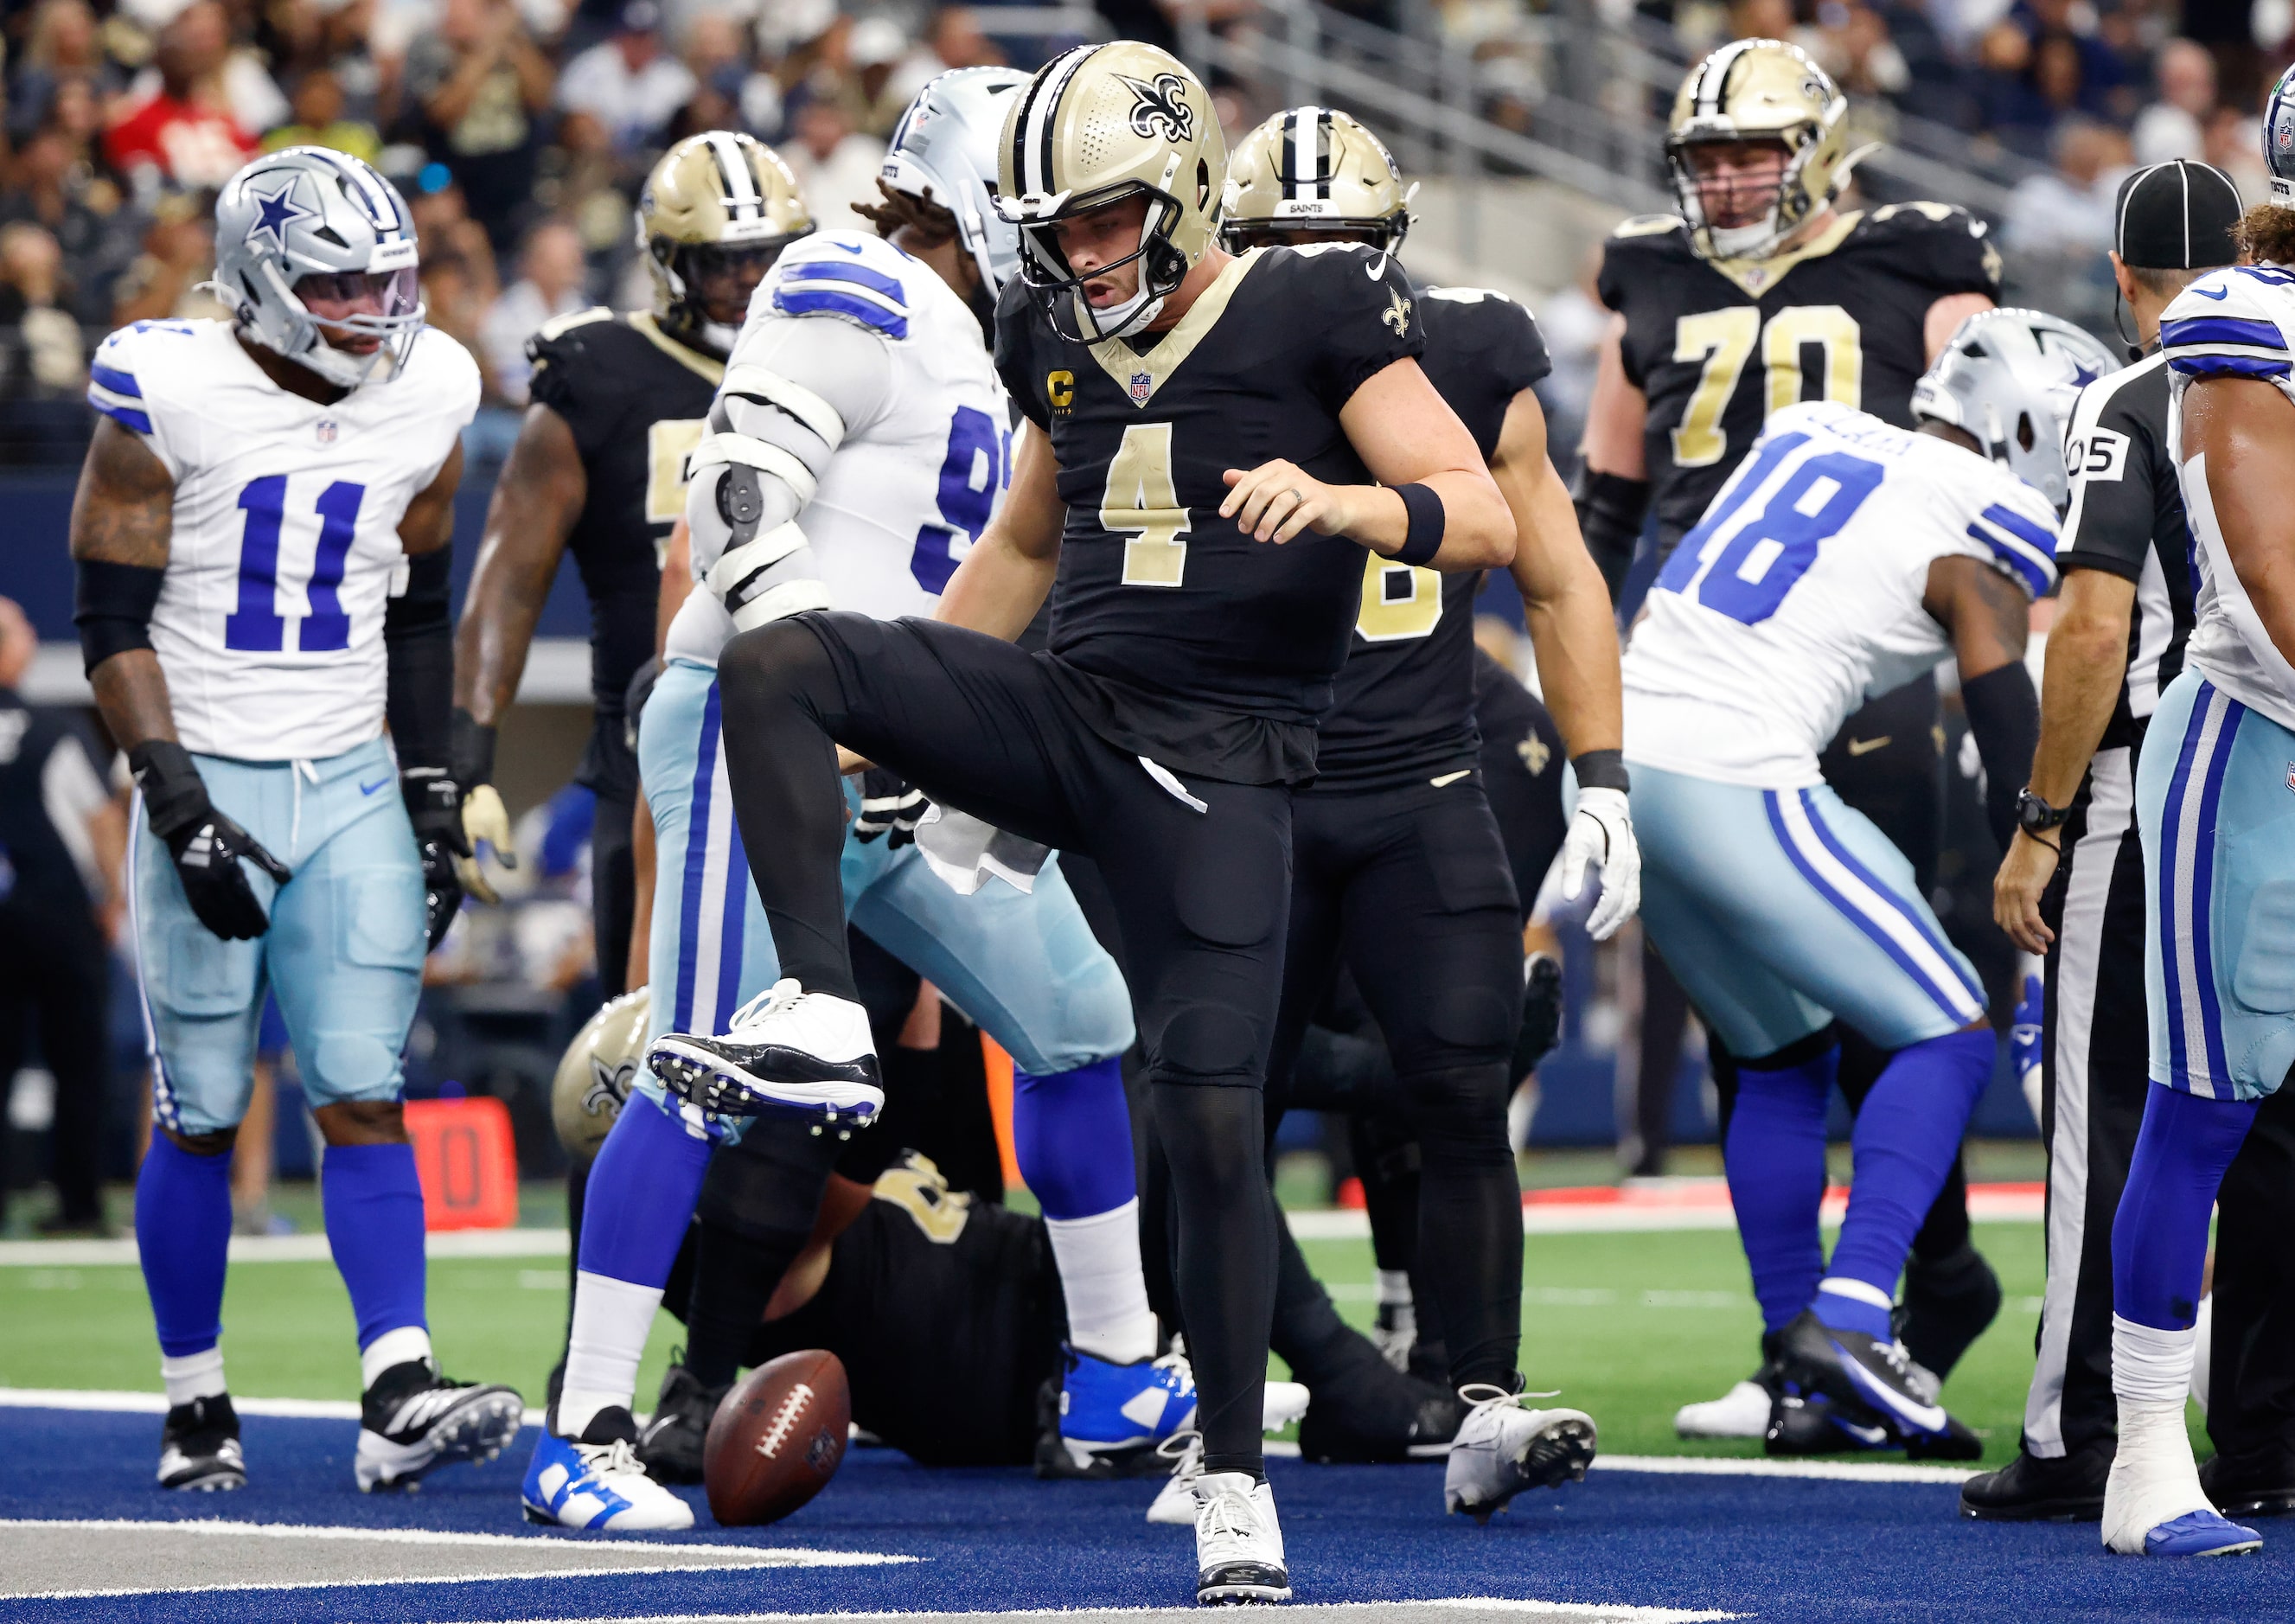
[131,740,292,941]
[1511,953,1564,1080]
[400,766,469,952]
[853,768,928,848]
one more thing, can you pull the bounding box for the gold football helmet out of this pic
[638,131,813,356]
[551,987,651,1165]
[1665,39,1851,262]
[992,41,1227,342]
[1219,105,1413,255]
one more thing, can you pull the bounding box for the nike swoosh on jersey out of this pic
[359,775,393,795]
[2193,285,2230,300]
[1429,770,1473,787]
[1844,736,1891,757]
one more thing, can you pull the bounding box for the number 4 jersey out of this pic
[86,317,478,761]
[1621,400,2058,786]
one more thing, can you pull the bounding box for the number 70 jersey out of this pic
[86,318,478,762]
[1621,400,2058,787]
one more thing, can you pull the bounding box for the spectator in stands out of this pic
[778,93,886,229]
[481,218,588,406]
[403,0,558,248]
[6,0,125,144]
[0,118,139,331]
[2132,37,2215,164]
[104,1,259,195]
[408,181,502,395]
[260,65,384,163]
[110,195,223,326]
[681,10,779,137]
[842,16,914,137]
[557,0,696,155]
[2204,100,2271,202]
[886,5,1004,105]
[0,223,86,402]
[2002,115,2132,253]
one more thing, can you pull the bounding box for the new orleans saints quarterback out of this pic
[451,132,812,998]
[1217,102,1627,1514]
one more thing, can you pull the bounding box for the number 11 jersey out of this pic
[86,317,478,762]
[1621,400,2057,787]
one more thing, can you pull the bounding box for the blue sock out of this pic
[2113,1082,2256,1330]
[1013,1057,1135,1220]
[1819,1026,1994,1333]
[322,1142,430,1352]
[1723,1045,1836,1334]
[578,1090,713,1287]
[136,1134,233,1359]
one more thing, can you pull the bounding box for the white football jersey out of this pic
[2161,264,2295,733]
[665,229,1010,665]
[87,319,478,761]
[1623,400,2060,786]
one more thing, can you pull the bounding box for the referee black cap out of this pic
[2113,160,2241,271]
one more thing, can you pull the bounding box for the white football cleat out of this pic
[2103,1398,2260,1557]
[648,979,885,1121]
[521,1411,695,1531]
[1674,1378,1774,1440]
[1148,1430,1203,1525]
[1193,1471,1290,1604]
[1444,1384,1597,1521]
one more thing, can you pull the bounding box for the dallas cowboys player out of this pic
[72,148,521,1492]
[1623,310,2110,1455]
[522,70,1165,1533]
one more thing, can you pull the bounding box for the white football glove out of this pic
[1558,785,1640,941]
[456,782,517,905]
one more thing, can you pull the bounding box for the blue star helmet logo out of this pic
[246,177,313,253]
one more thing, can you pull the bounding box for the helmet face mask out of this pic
[1219,105,1412,259]
[639,131,814,358]
[880,66,1034,295]
[211,147,425,390]
[1665,41,1851,263]
[1911,307,2120,512]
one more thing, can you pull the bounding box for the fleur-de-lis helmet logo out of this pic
[1117,72,1195,143]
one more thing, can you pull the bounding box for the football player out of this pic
[1623,310,2112,1456]
[451,131,809,998]
[1215,105,1633,1519]
[1589,38,2007,1436]
[648,43,1533,1603]
[521,69,1158,1533]
[73,148,521,1493]
[2093,123,2295,1557]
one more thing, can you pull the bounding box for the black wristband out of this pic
[74,558,165,675]
[450,707,496,790]
[1571,747,1630,793]
[1391,483,1445,567]
[127,739,212,844]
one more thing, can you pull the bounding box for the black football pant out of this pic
[1265,777,1525,1392]
[716,611,1288,1477]
[0,908,110,1227]
[2028,741,2295,1465]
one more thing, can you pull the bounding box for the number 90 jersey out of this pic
[1621,400,2057,787]
[86,318,478,761]
[1600,203,2000,551]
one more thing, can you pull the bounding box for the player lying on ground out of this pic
[1623,309,2114,1458]
[2093,101,2295,1556]
[521,87,1167,1534]
[73,147,521,1493]
[647,43,1538,1606]
[1216,105,1636,1519]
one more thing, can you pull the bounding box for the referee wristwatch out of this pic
[2016,787,2071,837]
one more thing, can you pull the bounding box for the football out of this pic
[702,1348,852,1527]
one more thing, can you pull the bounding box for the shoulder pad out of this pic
[766,232,917,340]
[1611,214,1686,240]
[538,305,614,343]
[1965,483,2061,601]
[1422,285,1515,306]
[2162,265,2295,384]
[88,318,201,435]
[1863,201,1981,236]
[525,305,618,367]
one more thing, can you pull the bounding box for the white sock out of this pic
[558,1270,663,1435]
[2113,1313,2198,1406]
[1045,1199,1158,1364]
[360,1325,433,1391]
[1377,1269,1412,1309]
[161,1347,227,1408]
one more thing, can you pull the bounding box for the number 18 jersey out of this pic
[86,318,478,762]
[1621,400,2057,787]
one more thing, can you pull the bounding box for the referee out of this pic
[1972,160,2295,1520]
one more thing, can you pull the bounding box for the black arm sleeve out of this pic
[385,549,454,773]
[74,558,165,675]
[1571,467,1648,604]
[1961,661,2040,852]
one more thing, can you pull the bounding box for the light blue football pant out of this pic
[1630,763,1988,1060]
[2138,669,2295,1102]
[131,736,426,1135]
[635,657,1135,1141]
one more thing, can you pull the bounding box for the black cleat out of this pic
[1901,1243,2003,1382]
[1295,1340,1461,1464]
[355,1359,524,1492]
[158,1394,246,1491]
[1776,1308,1975,1454]
[2202,1451,2295,1519]
[1767,1391,1893,1455]
[1961,1443,2112,1521]
[635,1361,728,1485]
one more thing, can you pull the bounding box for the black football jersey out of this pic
[995,243,1422,784]
[525,310,722,731]
[1309,287,1550,793]
[1599,203,2000,549]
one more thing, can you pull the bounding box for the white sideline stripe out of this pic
[0,1229,572,1266]
[0,1387,550,1429]
[1594,1453,1977,1484]
[413,1604,1741,1624]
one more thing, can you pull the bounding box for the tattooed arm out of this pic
[69,418,178,752]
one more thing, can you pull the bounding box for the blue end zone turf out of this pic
[3,1406,2289,1622]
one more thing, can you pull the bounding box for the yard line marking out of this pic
[0,1517,907,1557]
[0,1229,572,1267]
[1595,1453,1977,1483]
[0,1388,548,1427]
[417,1602,1742,1624]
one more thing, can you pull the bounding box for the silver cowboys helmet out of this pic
[881,66,1033,295]
[2266,58,2295,205]
[211,146,423,389]
[1913,307,2119,512]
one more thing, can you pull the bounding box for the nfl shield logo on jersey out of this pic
[316,419,337,444]
[1129,371,1152,405]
